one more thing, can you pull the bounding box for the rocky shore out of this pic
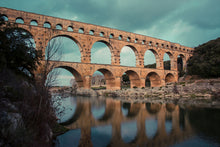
[54,78,220,108]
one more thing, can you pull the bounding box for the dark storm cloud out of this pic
[1,0,220,47]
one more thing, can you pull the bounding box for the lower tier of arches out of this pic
[38,61,178,90]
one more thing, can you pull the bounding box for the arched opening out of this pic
[44,22,51,28]
[163,52,171,70]
[100,32,104,37]
[56,24,62,30]
[67,26,73,32]
[109,33,114,39]
[78,28,84,33]
[127,37,131,42]
[15,17,24,24]
[118,35,122,40]
[121,73,130,89]
[145,77,151,87]
[178,54,185,77]
[89,30,94,35]
[30,20,38,26]
[135,38,138,43]
[91,41,111,64]
[144,49,158,68]
[120,46,137,67]
[91,71,105,90]
[45,36,81,62]
[91,69,115,90]
[165,73,175,84]
[1,15,8,21]
[46,66,84,88]
[46,67,76,87]
[121,70,141,89]
[146,72,161,87]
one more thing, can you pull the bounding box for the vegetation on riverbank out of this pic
[0,14,57,146]
[187,37,220,78]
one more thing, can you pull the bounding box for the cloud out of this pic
[1,0,220,47]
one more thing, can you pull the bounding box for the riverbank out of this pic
[53,78,220,108]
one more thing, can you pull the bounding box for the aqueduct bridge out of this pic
[0,7,194,89]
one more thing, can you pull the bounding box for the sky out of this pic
[1,0,220,47]
[1,0,220,86]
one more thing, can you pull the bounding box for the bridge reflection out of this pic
[60,98,194,147]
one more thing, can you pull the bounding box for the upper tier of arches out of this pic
[0,7,194,54]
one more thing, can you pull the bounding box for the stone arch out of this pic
[100,32,105,37]
[67,26,73,32]
[30,20,38,26]
[51,66,84,88]
[165,73,175,84]
[89,30,94,35]
[45,35,82,62]
[120,45,138,67]
[146,72,161,87]
[123,70,141,88]
[94,68,116,90]
[91,40,113,64]
[15,17,24,24]
[118,35,123,40]
[163,52,174,70]
[44,21,51,28]
[144,49,160,69]
[177,54,186,71]
[78,28,84,33]
[127,37,131,42]
[109,33,114,38]
[56,24,62,30]
[1,15,8,21]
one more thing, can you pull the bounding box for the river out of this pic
[53,95,220,147]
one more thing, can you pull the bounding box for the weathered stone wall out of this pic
[0,7,194,89]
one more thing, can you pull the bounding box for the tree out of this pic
[40,36,63,88]
[0,14,42,79]
[187,37,220,78]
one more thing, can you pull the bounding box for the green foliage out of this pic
[187,37,220,78]
[144,63,156,68]
[0,14,42,79]
[144,60,170,70]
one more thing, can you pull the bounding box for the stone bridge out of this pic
[62,99,194,147]
[0,7,194,89]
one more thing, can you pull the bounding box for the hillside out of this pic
[187,37,220,78]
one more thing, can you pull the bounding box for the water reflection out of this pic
[55,96,220,147]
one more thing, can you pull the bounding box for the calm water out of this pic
[54,95,220,147]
